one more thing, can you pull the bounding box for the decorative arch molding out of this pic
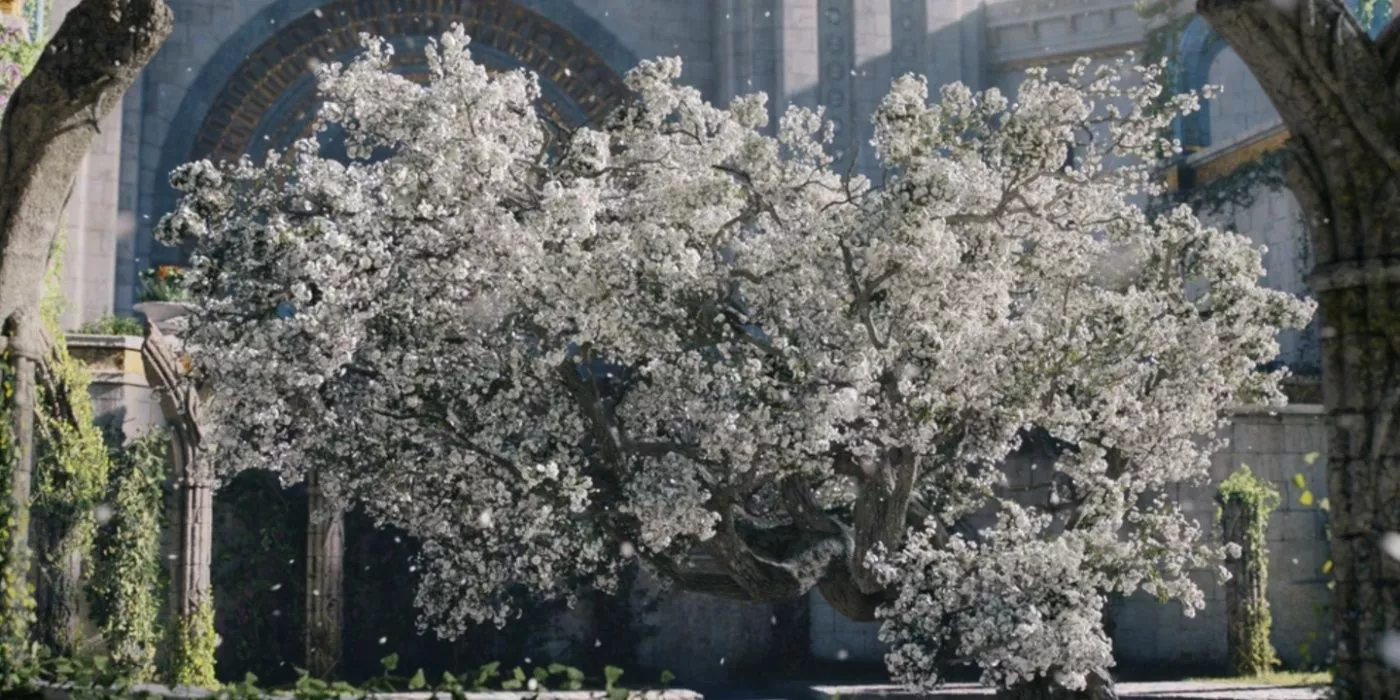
[170,0,635,169]
[1173,2,1389,151]
[156,0,636,198]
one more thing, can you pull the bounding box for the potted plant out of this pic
[133,265,194,331]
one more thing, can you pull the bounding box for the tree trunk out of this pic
[304,469,344,679]
[997,671,1118,700]
[1195,2,1400,697]
[1002,672,1120,700]
[31,509,85,655]
[0,0,172,662]
[1220,495,1278,676]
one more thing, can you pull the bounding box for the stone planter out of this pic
[133,300,196,334]
[61,333,163,441]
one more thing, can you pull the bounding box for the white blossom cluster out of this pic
[157,28,1314,690]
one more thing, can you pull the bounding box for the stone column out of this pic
[304,469,344,678]
[1219,490,1277,676]
[141,320,216,686]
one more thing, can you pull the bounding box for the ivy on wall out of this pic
[0,338,38,687]
[0,230,170,689]
[1216,466,1283,676]
[0,0,47,110]
[88,432,168,681]
[168,597,218,688]
[0,2,47,677]
[32,234,112,653]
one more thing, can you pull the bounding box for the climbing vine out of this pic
[0,3,47,678]
[167,597,219,688]
[29,233,112,653]
[1216,465,1282,676]
[0,339,38,687]
[88,432,168,681]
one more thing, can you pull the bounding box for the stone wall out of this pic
[65,334,163,441]
[1113,406,1332,671]
[48,2,126,330]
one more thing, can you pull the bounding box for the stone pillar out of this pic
[1219,488,1278,676]
[169,448,214,622]
[141,321,216,686]
[304,469,344,679]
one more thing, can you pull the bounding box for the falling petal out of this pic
[1383,631,1400,669]
[1381,532,1400,562]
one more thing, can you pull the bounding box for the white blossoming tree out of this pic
[157,29,1313,698]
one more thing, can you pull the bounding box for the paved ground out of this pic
[802,681,1324,700]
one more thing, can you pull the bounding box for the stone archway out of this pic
[177,1,634,680]
[189,0,630,167]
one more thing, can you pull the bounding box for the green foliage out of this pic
[0,644,150,699]
[0,0,49,125]
[604,664,628,700]
[30,232,113,653]
[88,432,168,681]
[0,23,42,83]
[1359,0,1382,29]
[0,650,663,699]
[0,21,55,658]
[0,345,39,687]
[137,266,190,303]
[166,598,218,688]
[1216,465,1282,676]
[76,315,144,337]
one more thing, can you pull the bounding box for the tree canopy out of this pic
[159,31,1312,692]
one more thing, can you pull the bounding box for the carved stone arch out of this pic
[184,0,632,167]
[1174,2,1391,153]
[147,0,638,270]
